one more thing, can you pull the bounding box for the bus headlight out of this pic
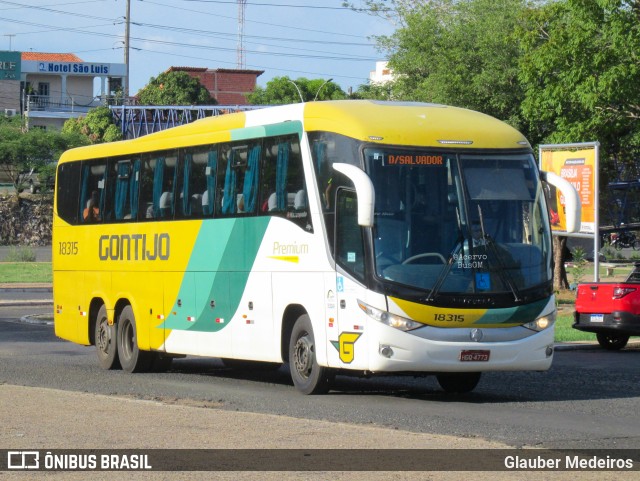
[357,300,422,331]
[524,311,556,332]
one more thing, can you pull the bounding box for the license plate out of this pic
[590,314,604,323]
[459,350,490,362]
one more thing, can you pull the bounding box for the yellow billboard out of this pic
[540,143,599,235]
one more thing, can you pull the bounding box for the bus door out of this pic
[333,189,368,369]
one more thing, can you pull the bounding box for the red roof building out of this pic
[21,52,84,62]
[167,67,263,105]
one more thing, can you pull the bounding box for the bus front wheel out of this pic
[436,372,481,394]
[117,305,152,373]
[95,305,120,370]
[289,314,332,395]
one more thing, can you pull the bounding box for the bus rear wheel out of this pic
[436,372,481,394]
[95,305,120,370]
[289,314,332,395]
[117,305,152,373]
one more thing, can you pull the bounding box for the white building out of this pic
[369,61,394,85]
[0,51,126,130]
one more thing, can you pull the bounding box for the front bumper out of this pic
[365,320,555,373]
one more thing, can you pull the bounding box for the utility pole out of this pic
[4,34,15,51]
[124,0,131,102]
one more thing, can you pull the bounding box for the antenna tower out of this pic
[237,0,247,69]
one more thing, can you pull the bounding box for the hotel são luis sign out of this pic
[0,51,21,80]
[38,61,111,75]
[21,59,126,77]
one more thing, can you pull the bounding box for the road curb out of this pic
[0,283,52,293]
[20,314,54,326]
[0,300,53,307]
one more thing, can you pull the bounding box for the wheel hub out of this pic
[293,335,313,378]
[97,322,110,352]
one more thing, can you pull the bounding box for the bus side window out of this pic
[79,160,107,223]
[260,138,284,215]
[159,154,178,219]
[217,142,260,216]
[56,162,81,225]
[176,149,209,219]
[139,157,155,220]
[260,136,312,232]
[202,148,217,217]
[335,188,365,282]
[105,159,134,221]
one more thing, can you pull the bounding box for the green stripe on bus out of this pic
[473,298,548,325]
[161,217,271,332]
[229,121,302,141]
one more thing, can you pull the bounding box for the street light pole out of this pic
[314,78,333,101]
[287,79,304,103]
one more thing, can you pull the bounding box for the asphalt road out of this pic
[1,307,640,452]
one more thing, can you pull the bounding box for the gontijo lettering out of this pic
[99,233,170,261]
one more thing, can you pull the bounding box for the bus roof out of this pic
[59,100,530,163]
[301,101,529,149]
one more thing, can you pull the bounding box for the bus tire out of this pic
[436,372,481,394]
[288,314,332,395]
[94,305,120,370]
[116,305,152,373]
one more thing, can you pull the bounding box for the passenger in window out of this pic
[83,191,101,222]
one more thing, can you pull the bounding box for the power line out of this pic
[179,0,390,11]
[143,0,369,39]
[0,16,378,62]
[181,0,351,9]
[133,46,371,84]
[0,0,117,21]
[134,21,374,46]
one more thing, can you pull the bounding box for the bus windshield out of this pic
[365,148,552,297]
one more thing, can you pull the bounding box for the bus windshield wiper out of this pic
[426,205,465,302]
[477,206,521,302]
[425,236,464,303]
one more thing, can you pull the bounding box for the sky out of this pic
[0,0,394,97]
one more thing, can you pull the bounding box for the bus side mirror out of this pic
[541,171,581,233]
[332,163,375,227]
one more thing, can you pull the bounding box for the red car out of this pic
[574,264,640,350]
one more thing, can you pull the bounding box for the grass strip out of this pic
[0,262,52,283]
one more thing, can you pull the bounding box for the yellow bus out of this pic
[53,100,580,394]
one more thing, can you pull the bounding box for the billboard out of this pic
[0,51,21,80]
[539,142,599,236]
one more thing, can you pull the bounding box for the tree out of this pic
[0,116,86,196]
[248,77,347,104]
[515,0,640,291]
[62,106,121,144]
[137,71,216,106]
[370,0,530,131]
[351,82,395,100]
[518,0,640,179]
